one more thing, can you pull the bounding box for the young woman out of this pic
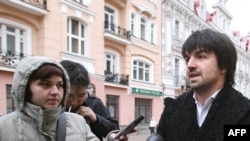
[0,56,99,141]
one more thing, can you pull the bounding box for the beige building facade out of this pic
[0,0,163,128]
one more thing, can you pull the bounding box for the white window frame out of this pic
[0,19,31,63]
[73,0,91,6]
[105,49,120,74]
[132,57,153,83]
[130,11,138,37]
[130,11,157,44]
[131,13,135,36]
[174,58,180,76]
[150,23,156,44]
[104,5,118,31]
[105,6,115,29]
[67,18,88,56]
[140,17,147,40]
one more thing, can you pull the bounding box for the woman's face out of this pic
[29,75,64,109]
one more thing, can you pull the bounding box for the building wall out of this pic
[0,0,164,127]
[0,71,13,114]
[103,0,163,125]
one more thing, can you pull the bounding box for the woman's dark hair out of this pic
[25,63,66,102]
[182,29,237,86]
[60,60,90,88]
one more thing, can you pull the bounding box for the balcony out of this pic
[1,0,48,16]
[107,0,127,9]
[104,21,131,45]
[0,50,29,68]
[104,70,129,86]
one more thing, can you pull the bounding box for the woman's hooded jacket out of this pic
[0,56,99,141]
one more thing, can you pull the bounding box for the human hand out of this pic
[77,106,96,123]
[109,133,128,141]
[107,128,136,141]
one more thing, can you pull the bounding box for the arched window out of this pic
[132,57,153,83]
[105,51,118,74]
[0,20,30,66]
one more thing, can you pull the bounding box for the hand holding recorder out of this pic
[107,115,145,141]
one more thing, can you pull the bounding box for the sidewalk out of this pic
[119,124,151,141]
[127,133,150,141]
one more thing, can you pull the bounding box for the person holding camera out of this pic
[60,60,120,141]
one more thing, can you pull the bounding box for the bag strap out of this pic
[57,112,66,141]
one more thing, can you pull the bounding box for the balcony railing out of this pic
[21,0,47,10]
[0,49,29,67]
[104,70,129,85]
[104,21,131,41]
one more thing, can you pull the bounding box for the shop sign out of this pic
[131,87,162,96]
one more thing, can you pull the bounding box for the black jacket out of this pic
[157,85,250,141]
[83,93,119,141]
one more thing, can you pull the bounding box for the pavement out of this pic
[118,125,151,141]
[127,133,150,141]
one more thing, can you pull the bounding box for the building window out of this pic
[150,23,155,44]
[73,0,83,4]
[131,13,136,36]
[105,6,115,31]
[106,95,119,121]
[174,58,180,76]
[130,14,157,44]
[0,23,26,57]
[105,52,117,74]
[140,18,146,40]
[6,84,15,113]
[175,20,180,38]
[72,0,90,5]
[135,98,152,124]
[133,60,150,82]
[67,18,86,55]
[175,58,180,86]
